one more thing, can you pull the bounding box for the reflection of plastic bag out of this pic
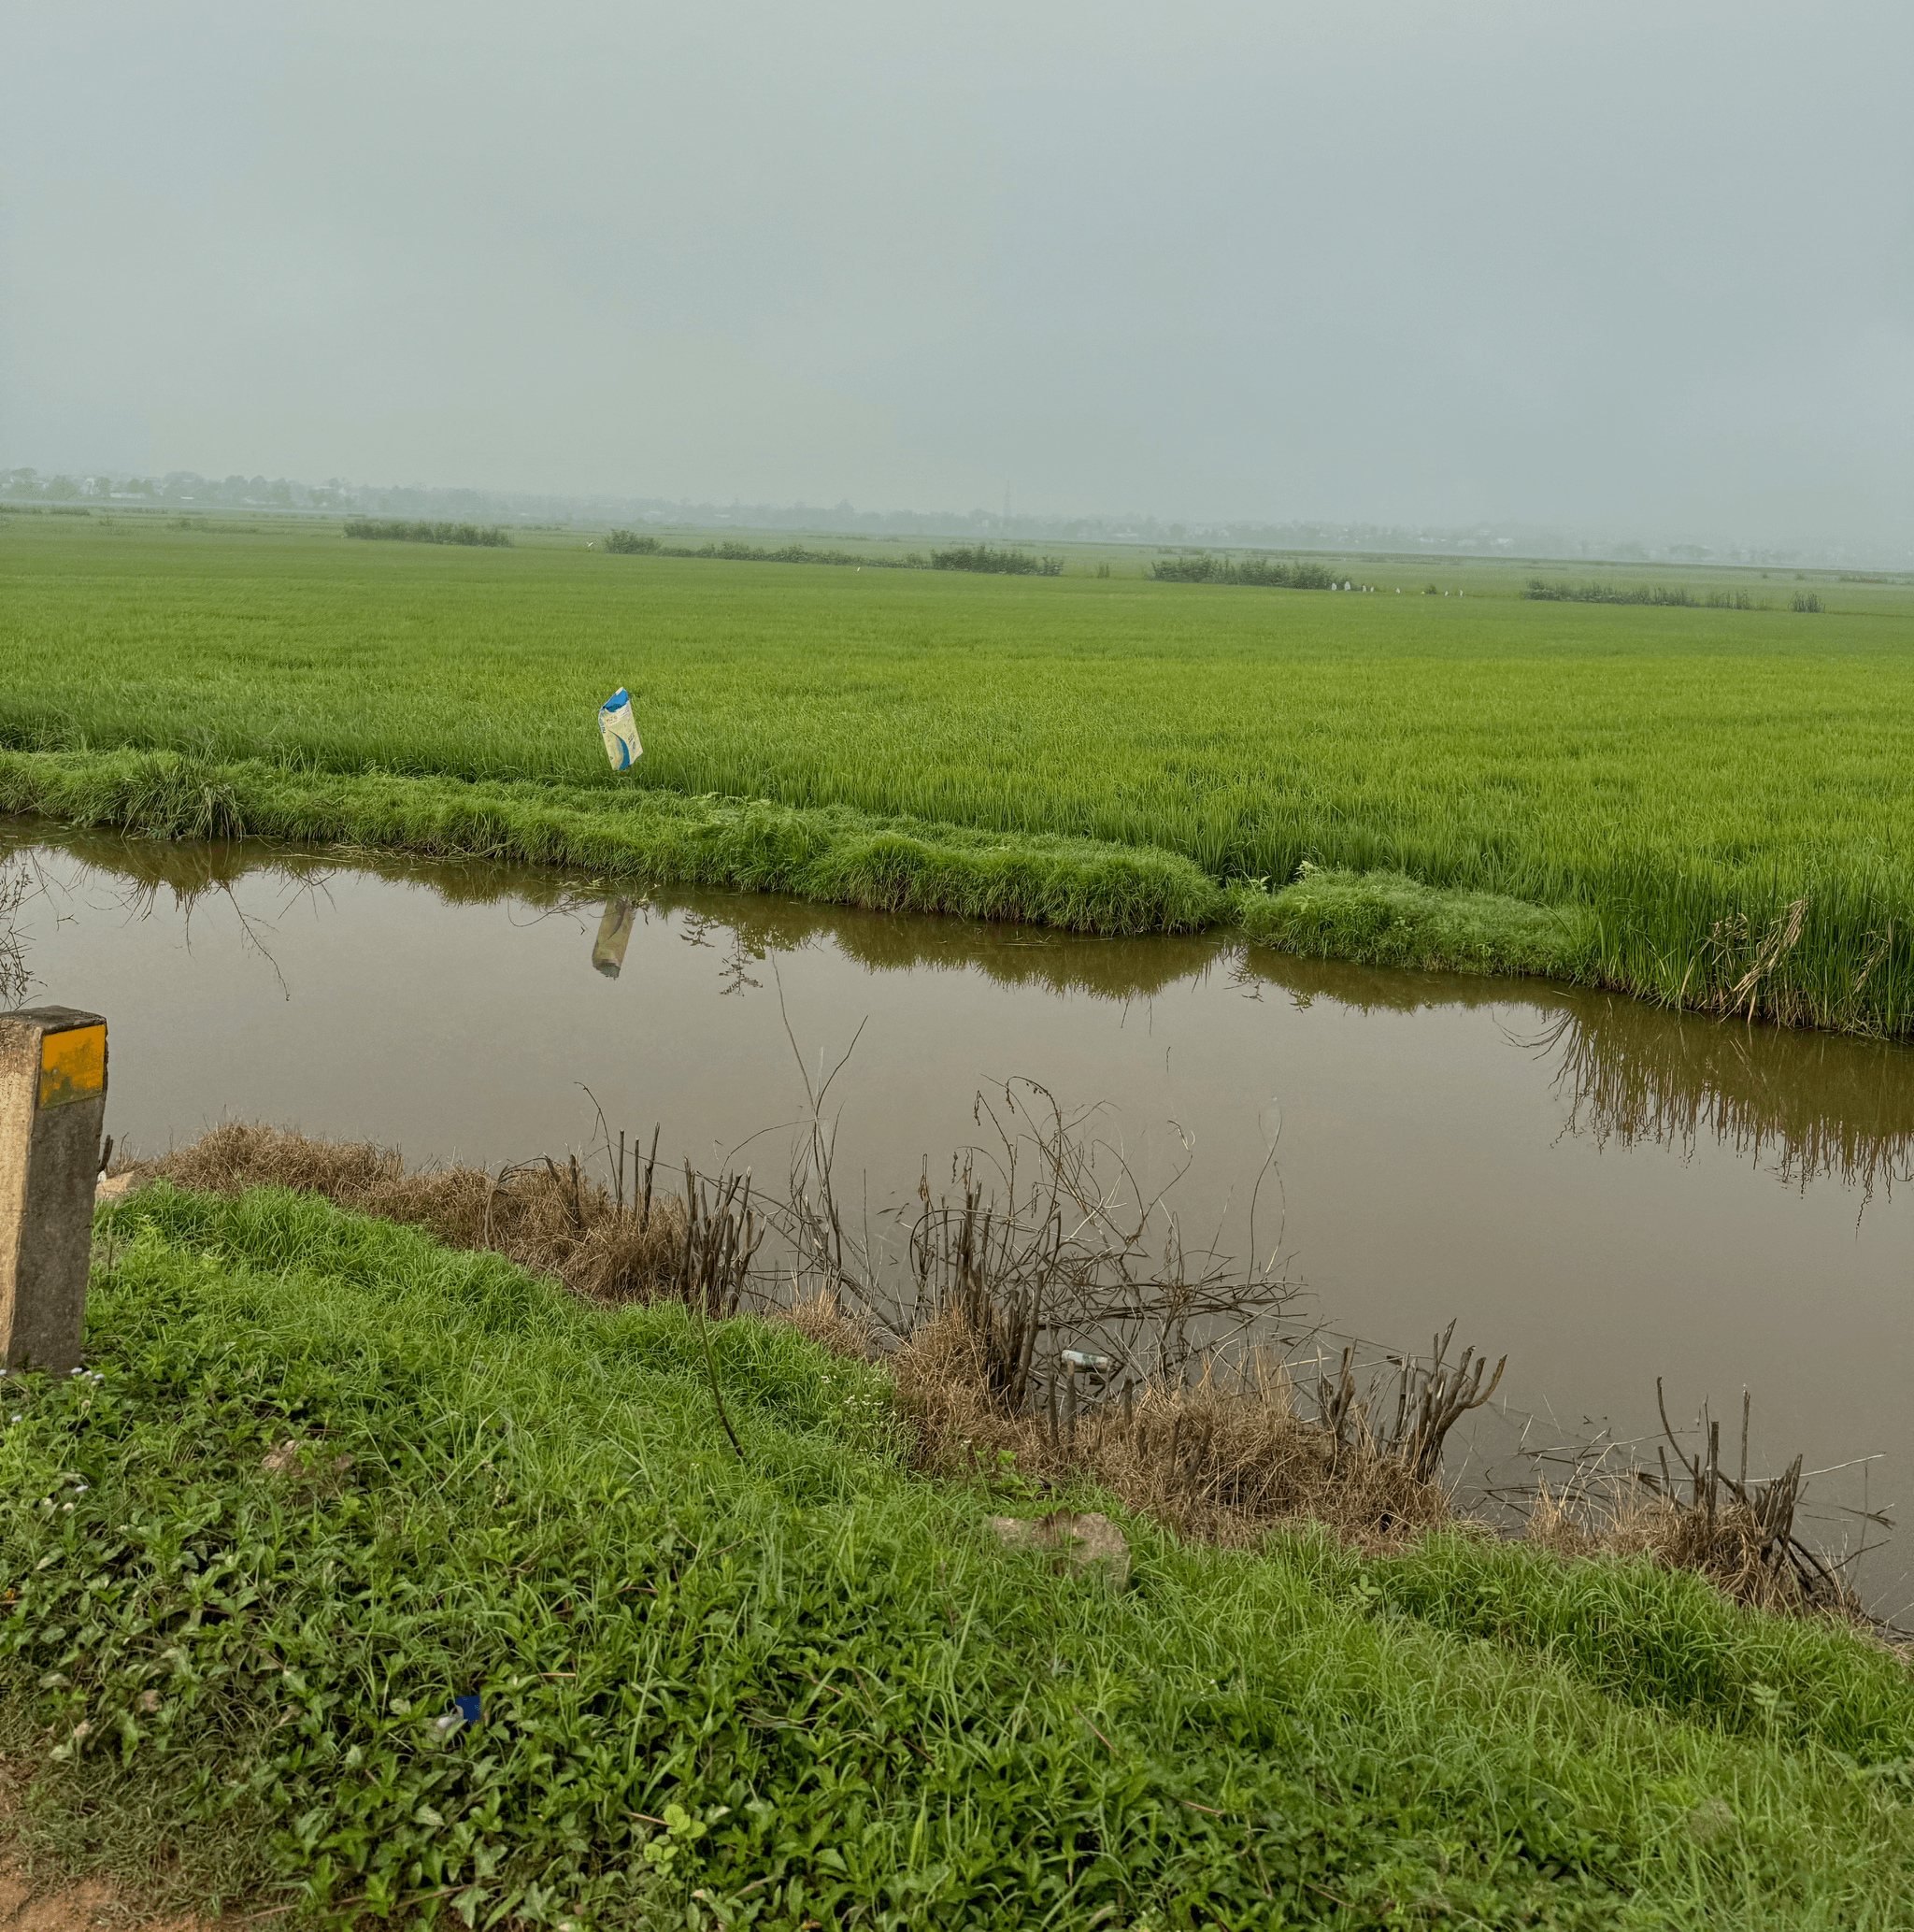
[593,896,636,979]
[598,688,641,771]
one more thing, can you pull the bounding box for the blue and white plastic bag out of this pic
[598,688,641,771]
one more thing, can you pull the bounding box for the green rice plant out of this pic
[3,1181,1911,1925]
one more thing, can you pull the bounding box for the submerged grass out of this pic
[4,1182,1913,1927]
[4,518,1912,1032]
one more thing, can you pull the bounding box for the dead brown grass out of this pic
[774,1287,875,1362]
[893,1311,1450,1550]
[144,1123,685,1302]
[1526,1477,1865,1618]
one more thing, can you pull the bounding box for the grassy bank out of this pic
[4,516,1911,1030]
[0,748,1226,937]
[4,1181,1912,1927]
[0,743,1606,973]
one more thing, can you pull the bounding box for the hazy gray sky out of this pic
[6,2,1910,543]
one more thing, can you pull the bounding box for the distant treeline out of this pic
[1523,580,1815,612]
[1148,554,1336,589]
[603,532,1066,577]
[344,519,511,548]
[603,532,916,567]
[929,544,1063,577]
[1537,575,1730,607]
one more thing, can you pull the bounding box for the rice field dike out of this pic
[5,1175,1914,1928]
[3,511,1913,1036]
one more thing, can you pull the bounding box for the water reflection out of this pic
[1523,1001,1914,1198]
[1239,948,1914,1199]
[593,897,636,978]
[5,821,1912,1196]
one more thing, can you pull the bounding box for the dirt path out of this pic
[0,1776,207,1932]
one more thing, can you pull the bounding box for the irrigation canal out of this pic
[6,821,1911,1610]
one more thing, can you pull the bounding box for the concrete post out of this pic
[0,1008,108,1375]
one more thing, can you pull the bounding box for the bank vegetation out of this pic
[1,1100,1907,1928]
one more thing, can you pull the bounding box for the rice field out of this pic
[4,511,1912,1032]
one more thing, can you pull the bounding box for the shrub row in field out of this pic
[604,532,919,568]
[1148,553,1336,588]
[928,543,1063,576]
[601,534,1066,577]
[1522,579,1815,611]
[343,518,511,547]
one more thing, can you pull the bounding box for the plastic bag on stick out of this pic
[598,688,641,771]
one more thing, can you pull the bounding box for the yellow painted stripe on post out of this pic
[38,1024,106,1109]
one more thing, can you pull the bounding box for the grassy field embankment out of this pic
[4,1181,1913,1927]
[4,515,1911,1031]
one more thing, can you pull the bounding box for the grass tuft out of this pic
[1237,866,1599,979]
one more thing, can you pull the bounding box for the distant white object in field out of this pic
[1344,580,1351,591]
[598,688,641,771]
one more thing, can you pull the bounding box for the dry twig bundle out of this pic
[895,1316,1450,1549]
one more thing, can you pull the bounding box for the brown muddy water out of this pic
[6,823,1913,1609]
